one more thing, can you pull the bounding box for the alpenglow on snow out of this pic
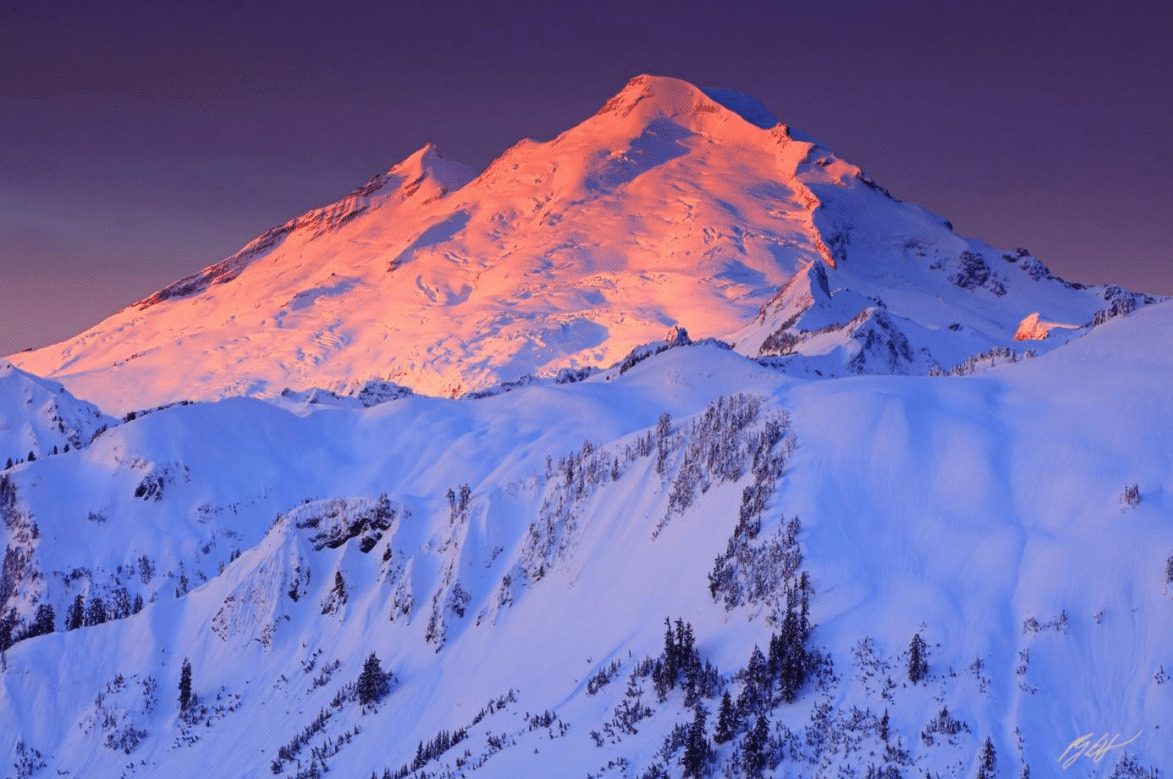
[10,75,1155,414]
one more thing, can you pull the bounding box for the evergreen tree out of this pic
[740,714,770,778]
[132,593,144,614]
[0,608,18,652]
[26,451,35,462]
[978,737,996,779]
[714,691,738,744]
[4,458,12,470]
[681,704,710,778]
[655,412,672,475]
[738,645,770,716]
[798,571,812,640]
[776,588,807,703]
[357,651,390,706]
[879,708,890,743]
[178,657,193,711]
[85,595,107,626]
[675,619,696,666]
[662,618,678,681]
[66,594,85,631]
[908,633,928,684]
[656,617,701,698]
[29,603,55,637]
[111,586,132,620]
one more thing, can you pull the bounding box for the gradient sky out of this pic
[2,0,1170,356]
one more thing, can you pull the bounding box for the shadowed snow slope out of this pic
[0,301,1169,776]
[10,75,1159,414]
[0,361,115,466]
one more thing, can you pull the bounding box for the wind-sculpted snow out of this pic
[11,76,1161,414]
[0,304,1169,776]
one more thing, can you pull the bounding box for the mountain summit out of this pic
[11,75,1155,412]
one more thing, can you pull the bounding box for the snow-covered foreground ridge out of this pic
[9,75,1161,414]
[0,362,114,470]
[1,301,1170,777]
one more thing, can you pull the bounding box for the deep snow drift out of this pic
[1,301,1169,777]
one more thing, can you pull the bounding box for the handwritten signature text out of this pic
[1058,730,1142,769]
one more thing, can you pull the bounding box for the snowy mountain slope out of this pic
[2,301,1169,778]
[10,75,1159,414]
[0,361,115,469]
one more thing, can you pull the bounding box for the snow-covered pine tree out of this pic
[28,603,55,637]
[908,633,928,684]
[681,703,710,778]
[714,691,738,744]
[774,586,808,703]
[85,595,107,626]
[357,651,390,707]
[978,736,996,778]
[178,657,193,711]
[655,412,672,475]
[662,618,678,682]
[0,608,18,652]
[66,594,85,631]
[738,645,770,717]
[111,586,132,620]
[740,714,770,778]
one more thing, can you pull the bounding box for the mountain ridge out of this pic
[1,299,1169,777]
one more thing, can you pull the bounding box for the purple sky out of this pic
[2,0,1170,356]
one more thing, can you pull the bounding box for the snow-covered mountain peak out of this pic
[592,74,782,136]
[9,75,1161,412]
[387,142,477,195]
[595,74,777,131]
[131,143,475,311]
[561,74,804,163]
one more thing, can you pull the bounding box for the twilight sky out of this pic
[2,0,1170,357]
